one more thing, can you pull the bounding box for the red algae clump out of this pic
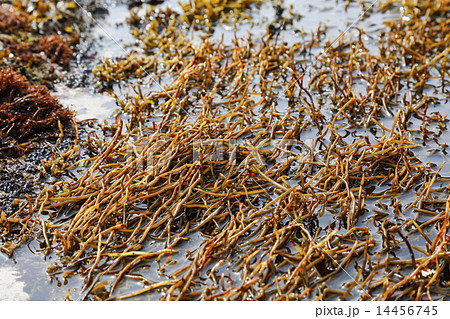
[0,8,30,32]
[37,35,74,67]
[0,68,73,141]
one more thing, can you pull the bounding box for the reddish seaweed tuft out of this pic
[38,35,74,67]
[0,8,30,32]
[0,68,73,141]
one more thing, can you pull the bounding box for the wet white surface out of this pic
[0,266,29,301]
[55,85,117,121]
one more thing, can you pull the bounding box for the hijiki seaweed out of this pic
[1,0,450,301]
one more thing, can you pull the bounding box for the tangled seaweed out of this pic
[0,1,94,86]
[0,68,73,141]
[38,35,74,67]
[1,0,450,302]
[0,8,30,32]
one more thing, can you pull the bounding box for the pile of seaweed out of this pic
[0,0,117,87]
[0,3,74,86]
[0,0,96,226]
[1,0,450,301]
[0,68,73,142]
[0,67,74,221]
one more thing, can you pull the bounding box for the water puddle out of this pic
[0,264,29,301]
[55,85,117,121]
